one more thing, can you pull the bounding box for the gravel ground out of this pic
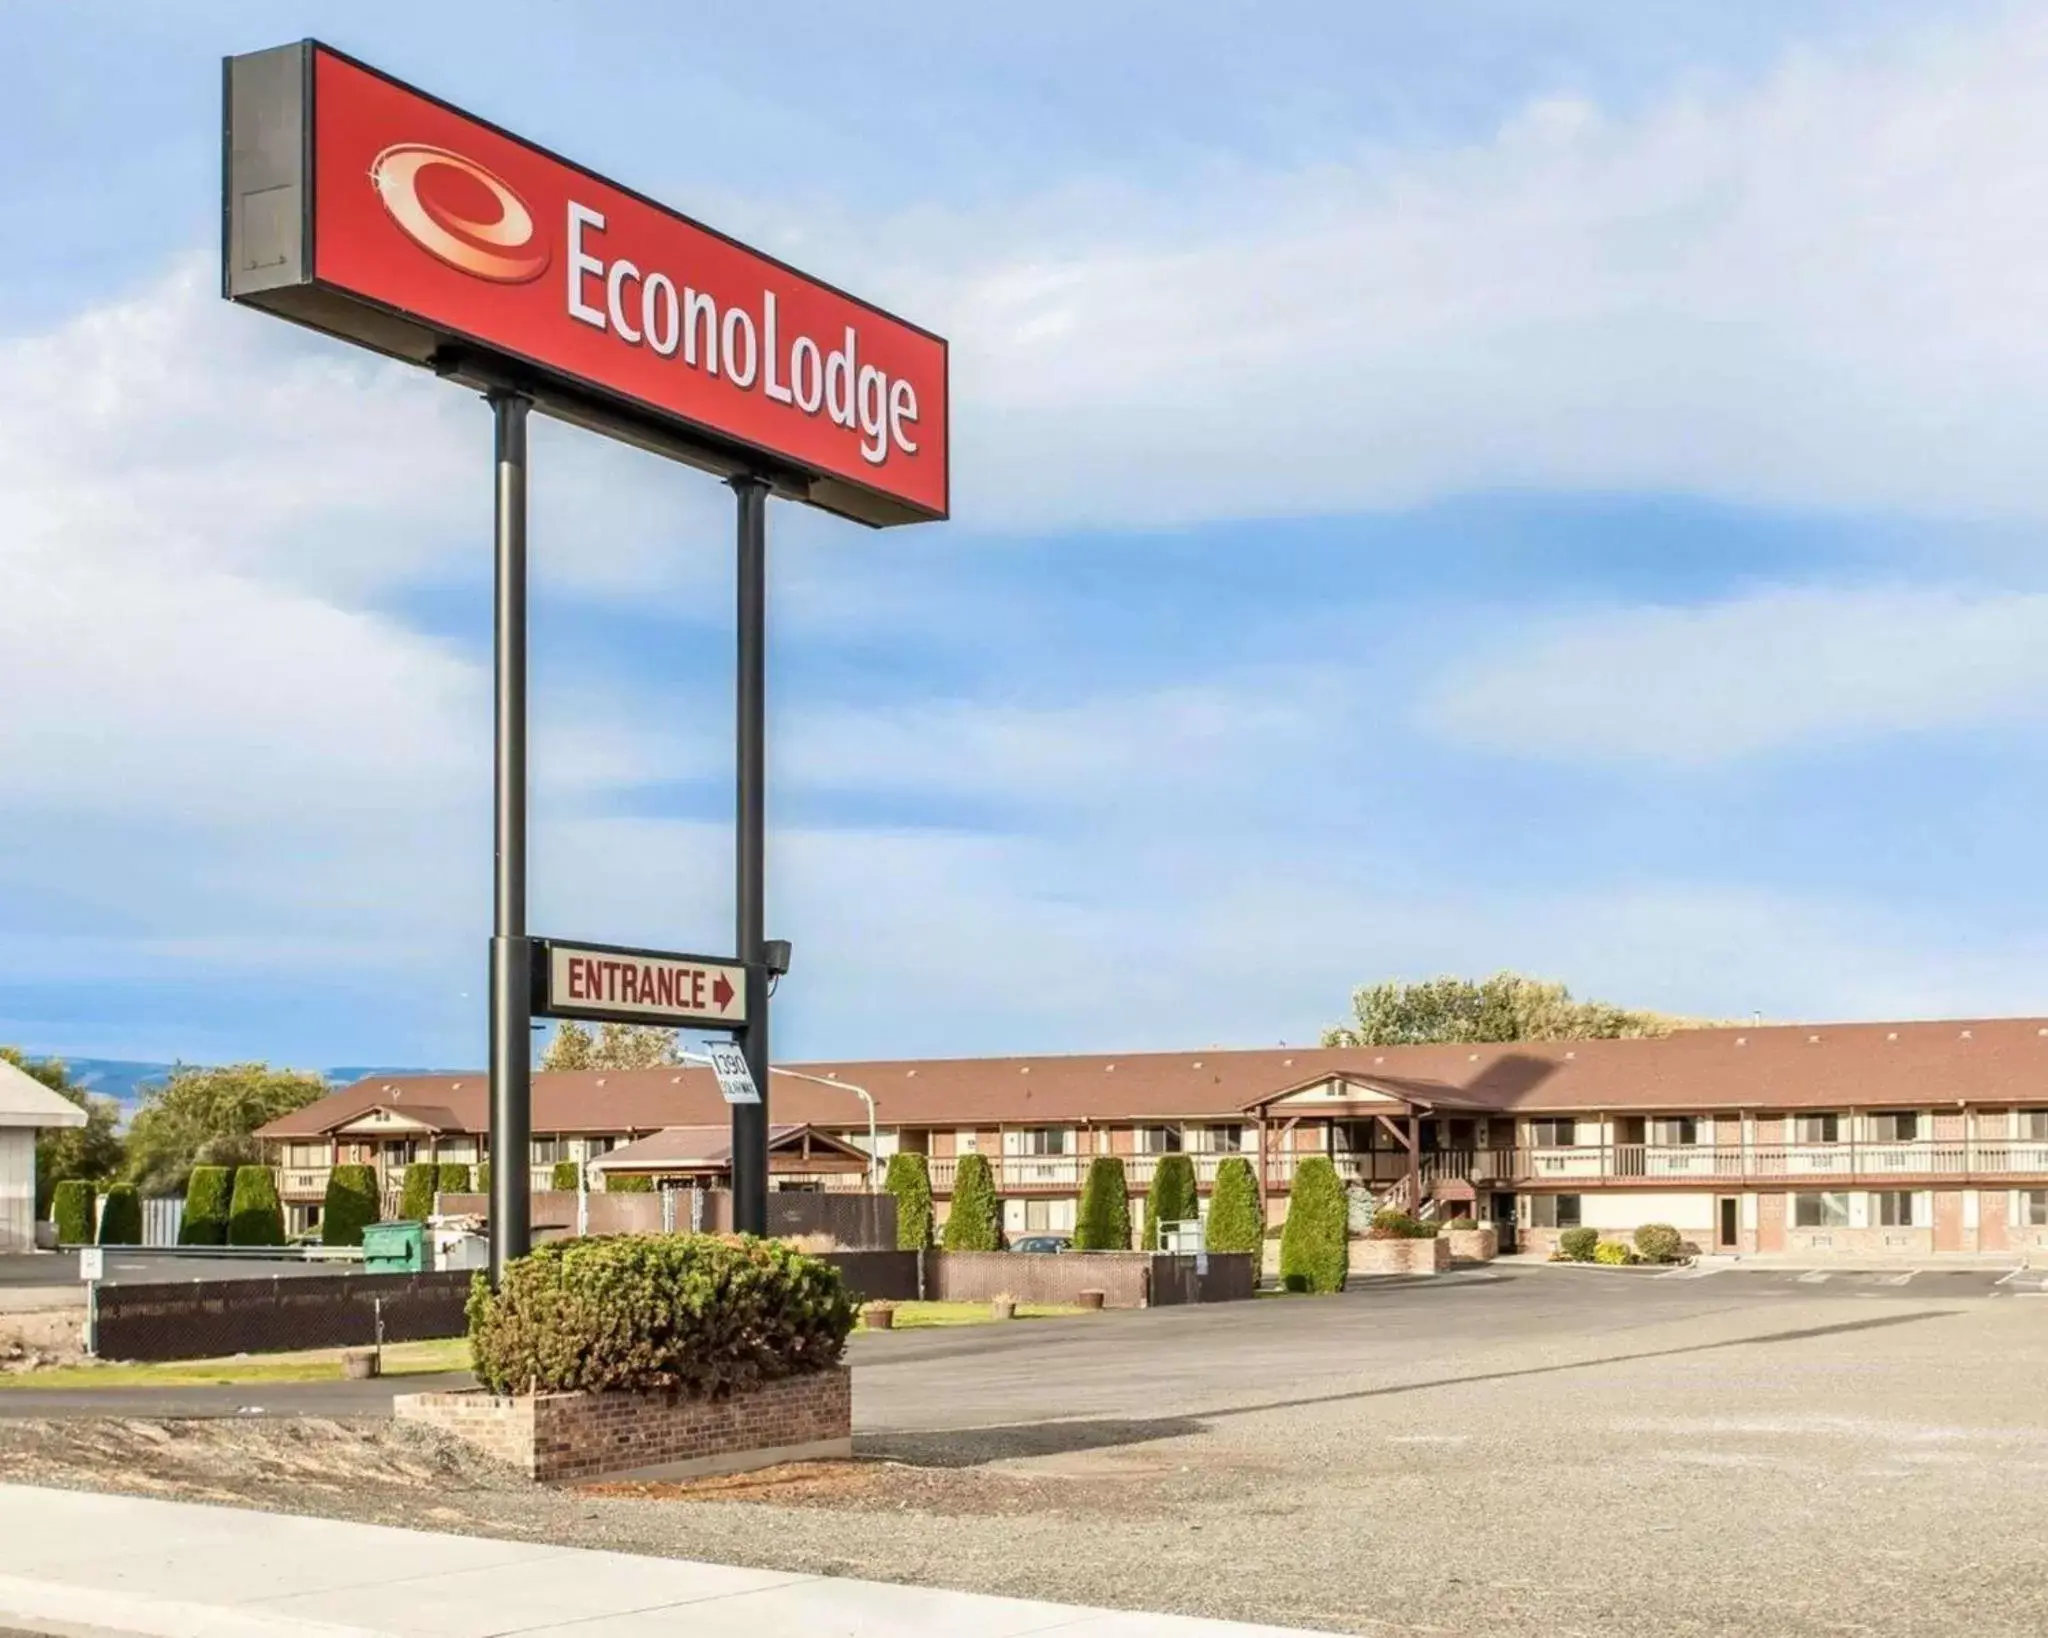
[2,1284,2044,1636]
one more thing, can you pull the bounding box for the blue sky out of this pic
[5,1,2048,1070]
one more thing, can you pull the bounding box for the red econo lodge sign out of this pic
[223,42,947,527]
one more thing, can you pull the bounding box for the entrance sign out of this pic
[222,41,949,527]
[535,940,749,1030]
[704,1041,762,1106]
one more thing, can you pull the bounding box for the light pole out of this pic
[771,1068,879,1188]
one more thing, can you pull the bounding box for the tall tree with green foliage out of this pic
[1204,1157,1263,1259]
[96,1182,142,1246]
[51,1180,95,1246]
[1142,1154,1199,1249]
[1279,1156,1348,1293]
[1322,972,1711,1048]
[1074,1156,1133,1250]
[883,1152,934,1249]
[123,1062,328,1197]
[942,1153,1001,1251]
[4,1049,124,1214]
[398,1162,438,1220]
[541,1021,680,1071]
[179,1165,232,1245]
[321,1164,381,1247]
[228,1166,285,1246]
[550,1160,581,1191]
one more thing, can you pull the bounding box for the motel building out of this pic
[256,1016,2048,1260]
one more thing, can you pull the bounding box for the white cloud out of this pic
[1421,585,2048,764]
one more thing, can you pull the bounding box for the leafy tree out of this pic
[4,1049,125,1213]
[1322,972,1709,1048]
[1142,1154,1199,1250]
[321,1164,380,1247]
[96,1182,142,1246]
[604,1172,654,1193]
[1074,1156,1132,1250]
[541,1021,680,1071]
[437,1163,472,1194]
[883,1153,934,1249]
[179,1165,232,1245]
[942,1153,1001,1251]
[228,1165,285,1246]
[1204,1157,1263,1259]
[123,1062,328,1197]
[550,1160,581,1191]
[398,1162,438,1220]
[1279,1156,1347,1293]
[51,1180,96,1246]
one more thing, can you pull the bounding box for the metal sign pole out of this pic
[731,474,771,1236]
[488,390,534,1284]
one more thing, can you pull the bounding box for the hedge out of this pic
[1279,1156,1347,1293]
[1142,1153,1199,1250]
[1593,1240,1634,1265]
[467,1233,856,1396]
[1442,1215,1478,1232]
[179,1166,231,1246]
[550,1160,581,1192]
[1557,1226,1600,1262]
[398,1162,438,1222]
[96,1182,141,1246]
[1369,1209,1438,1240]
[476,1161,491,1195]
[438,1162,472,1195]
[883,1152,934,1249]
[228,1165,285,1246]
[1203,1157,1263,1258]
[322,1164,381,1247]
[1633,1223,1684,1264]
[943,1152,1001,1250]
[605,1172,654,1193]
[51,1179,95,1247]
[1074,1156,1132,1250]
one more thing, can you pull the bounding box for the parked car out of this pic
[1010,1234,1071,1254]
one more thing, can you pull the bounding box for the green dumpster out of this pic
[361,1220,426,1274]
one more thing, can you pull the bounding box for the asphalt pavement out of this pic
[0,1251,351,1287]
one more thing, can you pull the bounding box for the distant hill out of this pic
[26,1058,434,1120]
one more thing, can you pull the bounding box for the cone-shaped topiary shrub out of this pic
[52,1179,95,1247]
[550,1160,580,1191]
[96,1182,141,1246]
[884,1152,934,1248]
[398,1162,438,1221]
[942,1152,1001,1250]
[228,1165,285,1246]
[322,1163,380,1247]
[179,1165,231,1246]
[475,1161,491,1196]
[1074,1155,1132,1250]
[1203,1156,1263,1259]
[438,1163,472,1195]
[1279,1156,1347,1292]
[1143,1153,1199,1249]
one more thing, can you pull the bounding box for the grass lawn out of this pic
[0,1337,471,1390]
[857,1300,1084,1330]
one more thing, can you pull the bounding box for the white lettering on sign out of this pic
[546,945,748,1026]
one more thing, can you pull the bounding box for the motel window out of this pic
[1528,1194,1581,1228]
[2018,1191,2048,1228]
[1529,1119,1576,1148]
[1792,1192,1851,1229]
[1136,1126,1184,1155]
[1199,1124,1246,1153]
[1649,1117,1699,1146]
[2019,1112,2048,1142]
[1021,1127,1068,1156]
[283,1143,328,1170]
[1794,1113,1842,1144]
[1870,1112,1922,1143]
[1874,1190,1920,1228]
[530,1136,569,1165]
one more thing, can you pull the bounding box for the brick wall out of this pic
[1348,1237,1451,1276]
[929,1250,1150,1306]
[396,1366,852,1483]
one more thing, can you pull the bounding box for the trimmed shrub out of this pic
[1369,1209,1438,1240]
[943,1153,1001,1251]
[1593,1240,1635,1266]
[179,1165,231,1246]
[1279,1156,1348,1293]
[96,1182,141,1246]
[1557,1226,1600,1262]
[1142,1153,1199,1250]
[605,1172,654,1193]
[1633,1223,1684,1264]
[1443,1215,1478,1232]
[475,1161,491,1195]
[398,1162,438,1221]
[51,1179,95,1247]
[321,1164,381,1247]
[884,1152,934,1249]
[466,1233,856,1397]
[1074,1156,1133,1250]
[228,1165,285,1246]
[550,1160,581,1192]
[438,1162,472,1195]
[1204,1156,1263,1259]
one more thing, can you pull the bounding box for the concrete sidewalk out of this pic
[0,1484,1332,1637]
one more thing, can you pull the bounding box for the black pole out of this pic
[731,473,771,1236]
[488,391,533,1284]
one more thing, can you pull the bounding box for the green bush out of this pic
[942,1153,1001,1251]
[96,1182,141,1246]
[884,1152,934,1249]
[321,1164,381,1247]
[605,1172,654,1193]
[466,1233,856,1396]
[1633,1223,1684,1264]
[1074,1156,1133,1250]
[1557,1226,1600,1262]
[1279,1156,1348,1293]
[398,1162,438,1221]
[550,1160,581,1192]
[178,1165,231,1245]
[228,1165,285,1246]
[1203,1156,1263,1259]
[1369,1209,1438,1240]
[438,1162,472,1195]
[475,1161,491,1195]
[1443,1215,1478,1232]
[1593,1239,1635,1266]
[1142,1153,1199,1249]
[51,1179,95,1246]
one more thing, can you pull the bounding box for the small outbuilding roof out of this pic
[590,1123,870,1174]
[0,1060,88,1130]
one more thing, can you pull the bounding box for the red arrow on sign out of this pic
[712,973,735,1011]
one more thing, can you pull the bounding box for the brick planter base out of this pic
[1348,1236,1452,1276]
[1445,1226,1498,1263]
[395,1366,852,1484]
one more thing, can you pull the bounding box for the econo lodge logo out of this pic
[369,144,549,284]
